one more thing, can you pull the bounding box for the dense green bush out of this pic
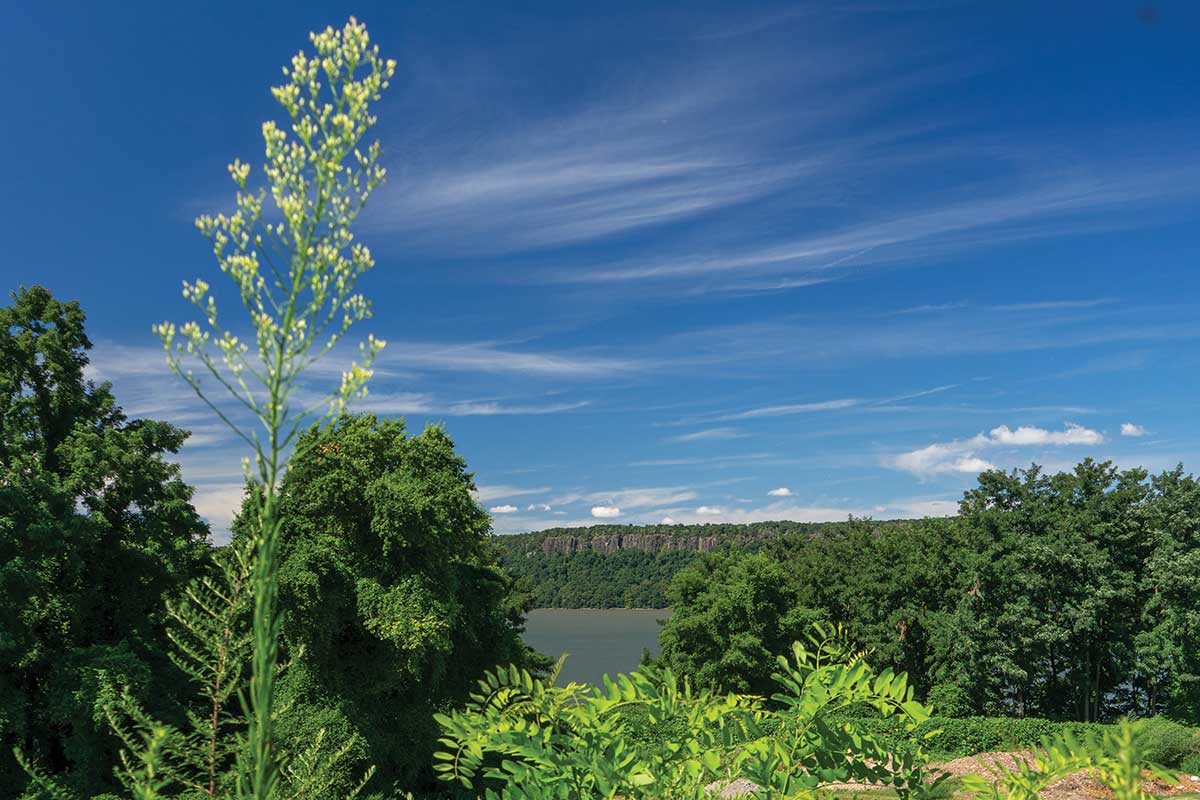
[788,714,1111,761]
[434,625,942,799]
[1131,716,1200,767]
[927,683,973,719]
[823,714,1200,764]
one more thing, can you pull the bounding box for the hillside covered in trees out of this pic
[495,519,919,607]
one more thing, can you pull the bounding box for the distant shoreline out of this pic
[529,607,671,613]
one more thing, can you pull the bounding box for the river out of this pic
[521,608,671,686]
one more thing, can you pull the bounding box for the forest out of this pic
[498,520,916,608]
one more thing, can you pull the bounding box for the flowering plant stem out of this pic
[155,18,395,800]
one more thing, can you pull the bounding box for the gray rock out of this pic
[704,778,763,798]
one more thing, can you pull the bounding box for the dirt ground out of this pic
[706,751,1200,798]
[934,752,1200,800]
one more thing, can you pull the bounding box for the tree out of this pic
[658,551,819,695]
[0,286,209,796]
[952,460,1154,721]
[237,414,534,791]
[1137,467,1200,721]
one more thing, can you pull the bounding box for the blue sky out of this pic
[5,1,1200,538]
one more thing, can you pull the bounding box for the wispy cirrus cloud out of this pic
[667,426,746,443]
[662,302,1200,372]
[629,453,774,467]
[350,392,589,417]
[554,485,701,510]
[562,159,1200,293]
[378,341,645,378]
[370,28,948,256]
[472,484,551,503]
[713,398,862,421]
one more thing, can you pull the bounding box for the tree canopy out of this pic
[235,414,536,792]
[658,460,1200,723]
[0,286,210,796]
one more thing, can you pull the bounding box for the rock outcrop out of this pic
[539,533,725,556]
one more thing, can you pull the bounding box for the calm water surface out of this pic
[522,608,671,686]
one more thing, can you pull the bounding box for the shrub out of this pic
[927,683,973,719]
[1132,717,1200,767]
[822,715,1114,760]
[961,720,1180,800]
[433,624,941,799]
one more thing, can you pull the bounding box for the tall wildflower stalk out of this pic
[154,18,394,800]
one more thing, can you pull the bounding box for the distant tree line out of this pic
[658,462,1200,724]
[496,520,862,607]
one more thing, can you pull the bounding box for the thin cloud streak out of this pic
[562,159,1200,290]
[350,392,590,417]
[378,341,646,378]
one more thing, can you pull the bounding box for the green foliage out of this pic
[101,542,253,798]
[501,549,698,608]
[495,521,845,609]
[960,719,1181,800]
[244,414,534,792]
[658,551,822,695]
[434,624,942,800]
[0,286,210,796]
[822,715,1111,761]
[1130,717,1200,767]
[928,684,973,719]
[657,461,1200,723]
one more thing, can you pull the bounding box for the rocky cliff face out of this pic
[540,533,724,556]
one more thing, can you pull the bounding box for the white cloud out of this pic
[352,392,590,416]
[767,487,793,497]
[987,423,1103,446]
[713,398,860,421]
[376,341,644,378]
[644,503,869,526]
[1121,422,1147,437]
[629,453,773,467]
[527,503,552,512]
[558,486,699,510]
[489,504,519,514]
[887,423,1104,477]
[368,59,840,255]
[661,516,677,524]
[190,483,248,544]
[891,499,960,518]
[472,485,550,503]
[591,505,622,518]
[668,427,745,443]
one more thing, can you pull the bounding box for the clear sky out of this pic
[5,1,1199,538]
